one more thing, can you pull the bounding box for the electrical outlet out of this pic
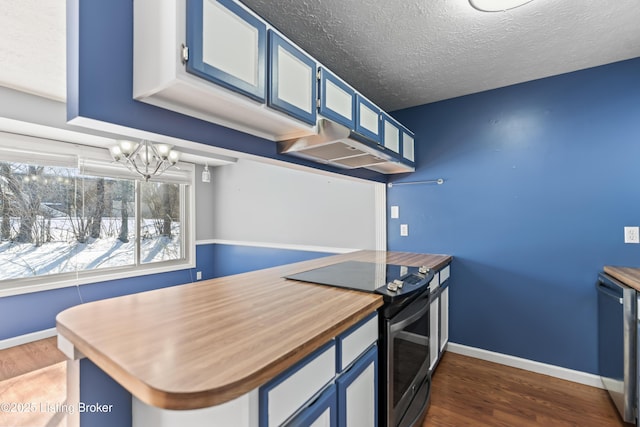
[400,224,409,237]
[196,271,202,280]
[624,226,640,244]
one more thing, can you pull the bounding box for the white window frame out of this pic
[0,133,196,297]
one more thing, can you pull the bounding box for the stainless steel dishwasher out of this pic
[597,272,637,424]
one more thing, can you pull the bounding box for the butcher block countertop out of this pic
[56,250,451,410]
[604,266,640,292]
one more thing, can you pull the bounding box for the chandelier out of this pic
[109,140,180,181]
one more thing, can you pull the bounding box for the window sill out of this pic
[0,259,196,298]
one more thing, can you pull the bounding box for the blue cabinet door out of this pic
[381,112,401,154]
[355,95,381,143]
[336,345,378,427]
[186,0,267,101]
[268,31,317,125]
[319,68,355,129]
[400,125,415,164]
[286,385,337,427]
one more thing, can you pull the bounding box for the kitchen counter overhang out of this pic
[56,250,452,410]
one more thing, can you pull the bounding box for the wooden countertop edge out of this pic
[603,265,640,292]
[57,297,384,409]
[55,251,451,410]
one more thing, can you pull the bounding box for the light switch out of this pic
[400,224,409,236]
[391,205,399,219]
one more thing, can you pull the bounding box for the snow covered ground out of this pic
[0,217,181,281]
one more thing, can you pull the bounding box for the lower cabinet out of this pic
[440,285,449,354]
[132,390,259,427]
[260,341,337,426]
[261,313,379,427]
[429,294,439,371]
[429,264,451,373]
[287,385,337,427]
[133,314,378,427]
[336,346,377,427]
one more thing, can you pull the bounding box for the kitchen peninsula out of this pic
[56,250,451,427]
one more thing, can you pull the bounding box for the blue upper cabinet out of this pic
[268,31,317,125]
[401,125,415,164]
[319,68,356,129]
[186,0,267,102]
[382,112,401,154]
[355,95,382,143]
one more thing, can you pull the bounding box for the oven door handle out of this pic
[389,294,430,334]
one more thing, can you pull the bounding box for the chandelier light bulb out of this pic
[155,144,172,159]
[109,145,122,161]
[168,150,180,164]
[118,140,136,156]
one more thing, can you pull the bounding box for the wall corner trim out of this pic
[446,342,603,389]
[0,327,57,350]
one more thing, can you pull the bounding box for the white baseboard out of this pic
[447,342,604,389]
[0,327,57,350]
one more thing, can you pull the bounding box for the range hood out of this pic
[277,119,414,174]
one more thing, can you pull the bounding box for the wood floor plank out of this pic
[0,362,67,427]
[424,352,625,427]
[0,338,66,381]
[0,340,628,426]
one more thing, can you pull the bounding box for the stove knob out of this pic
[393,279,404,289]
[387,281,399,292]
[419,266,430,275]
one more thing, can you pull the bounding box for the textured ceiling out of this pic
[0,0,66,101]
[241,0,640,111]
[0,0,639,112]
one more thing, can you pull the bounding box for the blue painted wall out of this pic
[388,57,640,374]
[210,244,332,277]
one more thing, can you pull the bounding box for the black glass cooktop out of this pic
[284,261,430,298]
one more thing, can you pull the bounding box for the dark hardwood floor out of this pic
[0,339,628,427]
[424,352,626,427]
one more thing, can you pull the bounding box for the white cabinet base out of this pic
[132,389,259,427]
[133,0,316,141]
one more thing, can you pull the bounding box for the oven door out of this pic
[386,291,431,427]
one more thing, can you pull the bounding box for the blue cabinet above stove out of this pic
[133,0,416,175]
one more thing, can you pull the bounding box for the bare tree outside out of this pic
[0,160,184,281]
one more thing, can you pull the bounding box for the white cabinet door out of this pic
[260,341,336,426]
[401,129,415,162]
[336,346,377,427]
[355,95,381,143]
[336,313,378,372]
[268,31,317,125]
[319,68,355,129]
[286,385,337,427]
[382,113,401,153]
[440,286,449,352]
[429,295,439,371]
[186,0,267,101]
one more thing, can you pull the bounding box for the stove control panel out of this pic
[386,267,431,293]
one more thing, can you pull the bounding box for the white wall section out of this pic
[206,159,378,250]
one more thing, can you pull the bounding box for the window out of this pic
[0,133,194,295]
